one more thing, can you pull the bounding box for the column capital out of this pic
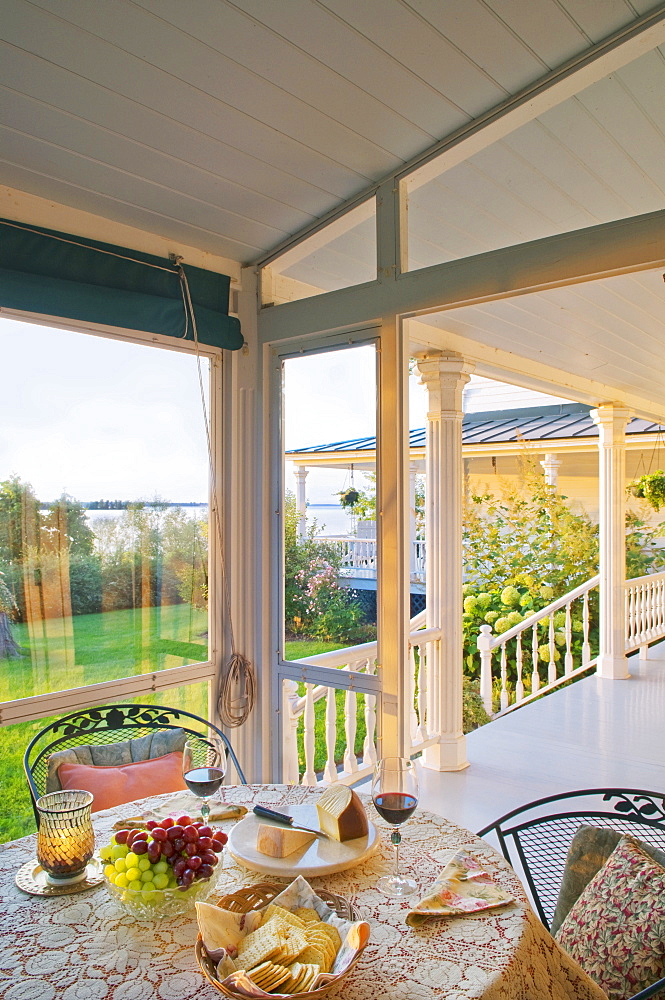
[415,353,475,413]
[590,403,633,436]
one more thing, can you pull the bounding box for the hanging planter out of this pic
[627,470,665,511]
[339,488,360,509]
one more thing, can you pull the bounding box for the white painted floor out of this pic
[360,643,665,837]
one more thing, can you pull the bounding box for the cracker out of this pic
[262,904,306,929]
[236,921,284,971]
[275,924,309,965]
[294,907,319,924]
[296,945,324,969]
[248,961,291,993]
[316,922,341,954]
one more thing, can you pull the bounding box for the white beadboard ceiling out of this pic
[2,0,665,413]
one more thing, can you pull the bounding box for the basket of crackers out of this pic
[195,875,370,997]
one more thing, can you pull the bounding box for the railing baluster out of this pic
[478,624,494,715]
[531,622,540,693]
[515,633,524,704]
[323,687,337,784]
[548,615,557,685]
[564,601,573,674]
[409,643,418,743]
[363,659,377,768]
[500,643,509,711]
[302,684,317,786]
[281,679,300,785]
[582,590,591,665]
[417,641,428,741]
[343,686,358,777]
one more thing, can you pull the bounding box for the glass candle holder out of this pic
[36,790,95,884]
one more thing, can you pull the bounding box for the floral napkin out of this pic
[113,790,247,828]
[406,849,515,926]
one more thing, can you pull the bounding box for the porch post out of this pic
[540,453,561,488]
[591,404,631,680]
[416,352,474,770]
[409,463,418,580]
[294,466,309,540]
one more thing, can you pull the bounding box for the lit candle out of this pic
[36,790,94,884]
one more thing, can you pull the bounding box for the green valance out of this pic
[0,218,243,350]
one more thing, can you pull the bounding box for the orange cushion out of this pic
[58,751,186,812]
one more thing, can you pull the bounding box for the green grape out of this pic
[141,881,155,892]
[111,844,128,860]
[114,872,129,888]
[137,856,151,872]
[142,889,160,904]
[153,861,168,874]
[113,858,127,873]
[125,866,141,882]
[103,864,116,879]
[99,846,113,861]
[152,872,169,889]
[125,852,139,868]
[140,869,154,882]
[128,879,143,892]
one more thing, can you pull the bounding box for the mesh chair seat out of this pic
[24,703,246,822]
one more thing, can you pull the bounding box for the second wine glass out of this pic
[372,756,419,897]
[182,738,226,824]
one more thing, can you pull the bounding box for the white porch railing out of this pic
[625,570,665,652]
[316,536,426,581]
[476,575,600,716]
[281,610,441,786]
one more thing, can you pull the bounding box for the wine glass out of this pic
[371,756,419,897]
[182,738,226,824]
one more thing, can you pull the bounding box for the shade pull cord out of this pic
[176,263,256,728]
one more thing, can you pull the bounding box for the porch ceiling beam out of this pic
[259,208,665,349]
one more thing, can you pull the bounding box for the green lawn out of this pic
[1,603,208,844]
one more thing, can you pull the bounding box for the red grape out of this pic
[173,837,186,853]
[176,815,192,827]
[188,855,202,870]
[114,830,129,845]
[183,826,199,843]
[201,851,218,866]
[173,858,188,877]
[197,836,212,852]
[147,844,161,863]
[181,868,195,885]
[199,863,213,879]
[125,830,139,847]
[133,831,148,843]
[198,826,212,839]
[212,832,228,849]
[161,818,175,829]
[151,827,167,842]
[185,842,200,857]
[167,825,184,842]
[133,839,148,855]
[161,840,175,858]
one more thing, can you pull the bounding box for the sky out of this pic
[0,317,428,509]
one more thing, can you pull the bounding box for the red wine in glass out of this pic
[183,766,225,799]
[372,757,419,897]
[373,792,418,826]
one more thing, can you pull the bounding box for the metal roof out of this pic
[287,404,665,455]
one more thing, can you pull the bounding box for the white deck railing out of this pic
[281,610,440,786]
[316,536,426,581]
[625,570,665,652]
[476,575,600,715]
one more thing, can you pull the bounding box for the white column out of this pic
[294,466,309,540]
[540,453,561,488]
[416,352,474,770]
[409,463,418,579]
[591,404,631,680]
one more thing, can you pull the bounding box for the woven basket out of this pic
[195,881,365,999]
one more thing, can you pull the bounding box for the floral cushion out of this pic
[57,751,186,812]
[551,824,665,934]
[45,728,187,792]
[555,836,665,1000]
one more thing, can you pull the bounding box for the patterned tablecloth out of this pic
[1,785,607,1000]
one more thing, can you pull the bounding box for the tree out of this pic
[0,572,22,658]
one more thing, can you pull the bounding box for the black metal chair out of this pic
[24,702,246,823]
[478,788,665,1000]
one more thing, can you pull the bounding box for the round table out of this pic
[1,785,605,1000]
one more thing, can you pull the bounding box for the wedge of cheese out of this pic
[316,785,368,842]
[256,823,316,858]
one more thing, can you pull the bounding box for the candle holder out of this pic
[36,790,95,885]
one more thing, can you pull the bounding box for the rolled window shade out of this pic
[0,218,243,350]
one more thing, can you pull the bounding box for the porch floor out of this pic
[364,642,665,836]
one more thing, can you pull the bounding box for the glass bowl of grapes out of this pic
[100,813,228,919]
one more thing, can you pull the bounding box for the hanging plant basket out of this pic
[627,471,665,511]
[339,488,360,509]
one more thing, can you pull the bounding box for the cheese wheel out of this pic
[316,785,368,842]
[256,823,316,858]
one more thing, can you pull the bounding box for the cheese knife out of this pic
[252,805,330,839]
